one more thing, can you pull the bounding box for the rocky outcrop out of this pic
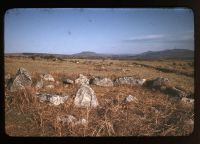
[74,84,98,108]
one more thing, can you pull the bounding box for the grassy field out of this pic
[4,56,194,136]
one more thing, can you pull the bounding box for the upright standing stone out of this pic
[74,84,98,108]
[8,67,32,92]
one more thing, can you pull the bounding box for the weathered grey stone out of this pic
[74,84,98,108]
[42,74,55,82]
[123,95,138,103]
[63,78,74,84]
[57,115,87,126]
[5,74,11,88]
[57,115,77,125]
[165,87,187,97]
[75,74,89,85]
[185,119,194,126]
[181,97,194,105]
[75,118,87,125]
[115,76,146,86]
[91,77,113,87]
[35,79,43,89]
[160,86,167,92]
[55,81,60,86]
[8,67,32,92]
[152,77,169,88]
[35,93,68,106]
[5,74,11,80]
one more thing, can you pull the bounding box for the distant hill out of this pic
[72,49,194,60]
[72,51,100,57]
[133,49,194,60]
[5,49,194,60]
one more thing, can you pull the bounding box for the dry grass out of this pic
[4,56,194,136]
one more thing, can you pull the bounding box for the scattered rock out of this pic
[64,84,69,88]
[75,118,87,125]
[45,85,55,89]
[101,66,105,70]
[152,77,169,88]
[35,93,68,106]
[5,74,11,87]
[57,115,77,125]
[160,86,167,92]
[145,78,190,98]
[91,77,113,87]
[74,84,98,108]
[184,119,194,131]
[5,74,11,80]
[75,74,89,85]
[57,115,87,126]
[42,74,55,82]
[185,119,194,126]
[8,67,32,92]
[55,81,60,85]
[63,78,74,84]
[53,58,58,61]
[123,95,138,103]
[115,76,146,86]
[181,97,194,105]
[165,87,187,97]
[151,107,159,114]
[35,79,43,89]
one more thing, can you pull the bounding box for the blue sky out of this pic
[4,8,194,54]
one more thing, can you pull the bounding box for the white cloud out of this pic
[124,32,193,43]
[126,34,165,41]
